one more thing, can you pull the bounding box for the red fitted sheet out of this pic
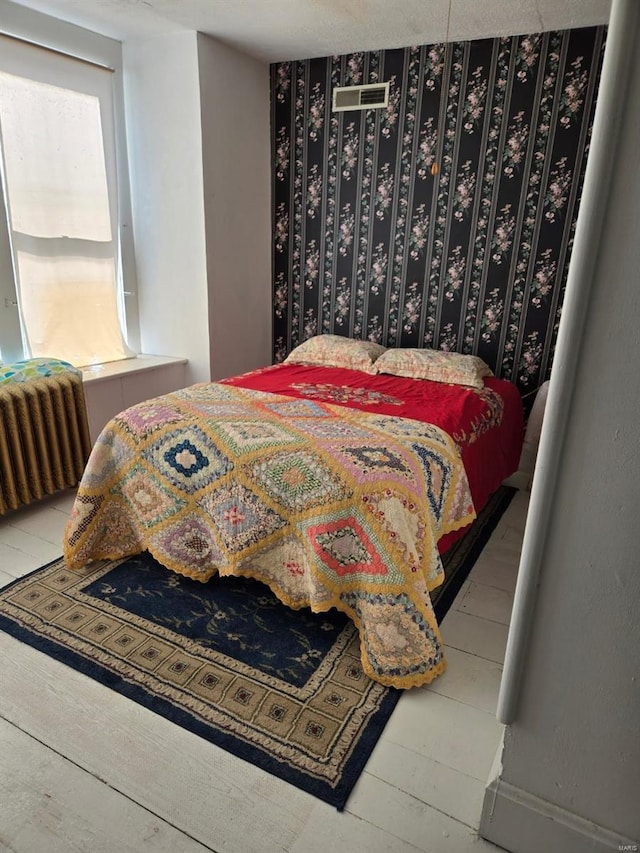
[222,363,524,552]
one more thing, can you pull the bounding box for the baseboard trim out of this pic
[479,777,638,853]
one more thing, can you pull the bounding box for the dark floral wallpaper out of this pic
[271,27,605,394]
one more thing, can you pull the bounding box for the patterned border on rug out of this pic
[0,485,515,810]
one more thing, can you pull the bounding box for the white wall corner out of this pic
[196,33,272,380]
[479,778,639,853]
[502,470,531,491]
[123,31,211,386]
[487,727,504,785]
[503,380,550,491]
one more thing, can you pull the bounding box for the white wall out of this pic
[123,33,272,385]
[196,34,272,379]
[0,0,121,68]
[480,1,640,849]
[123,32,211,385]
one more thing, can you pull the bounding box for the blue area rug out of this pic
[0,486,514,809]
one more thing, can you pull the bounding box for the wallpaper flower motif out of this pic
[341,122,359,179]
[426,45,446,86]
[409,204,430,260]
[416,118,438,178]
[345,53,364,85]
[544,158,573,222]
[444,246,466,303]
[503,111,529,179]
[491,205,516,264]
[560,57,589,127]
[304,240,320,288]
[274,272,287,319]
[271,27,605,397]
[369,244,388,295]
[463,66,488,132]
[381,77,401,138]
[338,203,356,256]
[275,62,291,102]
[453,161,476,221]
[275,127,290,180]
[519,330,543,385]
[481,288,504,342]
[439,322,458,352]
[515,34,542,82]
[306,165,323,219]
[375,164,394,219]
[402,282,422,334]
[531,250,557,307]
[274,203,288,253]
[334,277,351,326]
[308,82,325,141]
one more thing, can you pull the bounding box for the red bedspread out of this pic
[222,363,524,551]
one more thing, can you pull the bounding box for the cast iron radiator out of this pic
[0,373,92,515]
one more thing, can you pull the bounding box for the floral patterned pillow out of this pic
[375,348,493,388]
[284,335,387,374]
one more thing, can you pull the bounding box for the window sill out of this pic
[81,354,188,385]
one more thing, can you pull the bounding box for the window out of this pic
[0,34,135,367]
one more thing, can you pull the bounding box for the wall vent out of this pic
[332,82,390,112]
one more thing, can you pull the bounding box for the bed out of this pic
[64,338,523,689]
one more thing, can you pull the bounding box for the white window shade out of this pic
[0,35,134,366]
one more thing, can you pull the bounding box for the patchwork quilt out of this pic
[64,383,475,688]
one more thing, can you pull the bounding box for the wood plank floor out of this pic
[0,488,528,853]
